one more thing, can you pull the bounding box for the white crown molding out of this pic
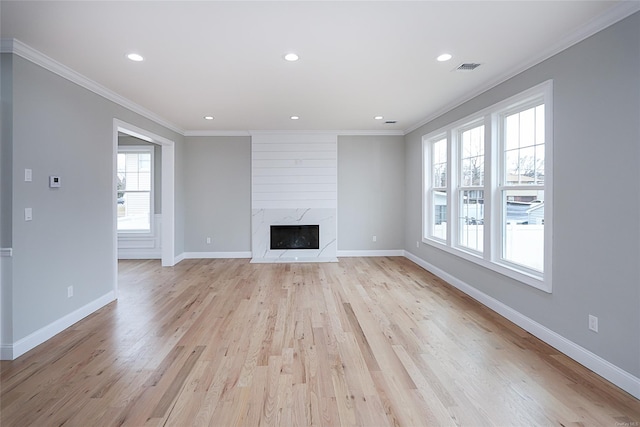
[404,2,640,135]
[185,130,251,137]
[2,38,185,136]
[248,130,404,137]
[250,130,340,137]
[186,130,404,137]
[335,130,405,136]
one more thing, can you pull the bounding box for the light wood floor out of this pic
[1,257,639,426]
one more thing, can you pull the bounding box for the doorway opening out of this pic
[112,120,176,296]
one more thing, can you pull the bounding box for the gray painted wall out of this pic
[338,135,405,251]
[2,54,184,344]
[184,136,251,252]
[404,13,640,376]
[1,54,12,248]
[1,53,14,345]
[174,136,186,257]
[181,135,406,254]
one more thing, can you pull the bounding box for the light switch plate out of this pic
[25,208,32,221]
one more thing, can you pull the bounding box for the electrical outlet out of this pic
[372,235,377,242]
[67,286,74,298]
[588,314,598,332]
[416,241,420,248]
[206,237,212,244]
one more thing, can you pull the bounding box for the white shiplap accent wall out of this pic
[251,133,338,262]
[252,134,337,209]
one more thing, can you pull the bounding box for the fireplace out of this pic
[251,208,337,263]
[270,225,319,250]
[251,133,337,263]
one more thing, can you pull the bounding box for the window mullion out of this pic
[483,114,493,261]
[447,129,456,247]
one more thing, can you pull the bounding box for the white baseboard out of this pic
[1,291,116,360]
[337,250,405,257]
[174,252,186,264]
[178,250,404,261]
[182,251,252,259]
[403,250,640,400]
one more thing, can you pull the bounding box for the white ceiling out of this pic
[1,1,637,134]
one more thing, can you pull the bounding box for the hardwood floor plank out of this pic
[342,303,381,372]
[150,345,205,419]
[260,354,283,427]
[1,257,638,426]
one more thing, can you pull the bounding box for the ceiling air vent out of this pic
[456,63,481,71]
[385,120,397,124]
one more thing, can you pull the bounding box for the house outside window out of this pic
[117,146,153,233]
[424,136,448,241]
[500,103,546,273]
[422,81,552,291]
[457,123,485,253]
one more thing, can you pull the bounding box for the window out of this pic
[117,146,153,233]
[457,123,484,253]
[424,136,448,241]
[500,103,545,272]
[422,81,552,291]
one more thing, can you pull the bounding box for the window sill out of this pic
[421,237,551,293]
[118,231,155,239]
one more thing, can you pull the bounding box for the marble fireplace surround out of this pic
[251,208,337,263]
[250,133,338,263]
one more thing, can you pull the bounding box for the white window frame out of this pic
[453,119,486,255]
[421,80,553,292]
[423,134,448,243]
[117,145,155,236]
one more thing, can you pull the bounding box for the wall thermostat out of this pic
[49,176,61,188]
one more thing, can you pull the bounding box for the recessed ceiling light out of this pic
[374,116,384,120]
[290,116,300,120]
[127,53,144,62]
[437,53,452,62]
[204,116,214,120]
[284,53,299,62]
